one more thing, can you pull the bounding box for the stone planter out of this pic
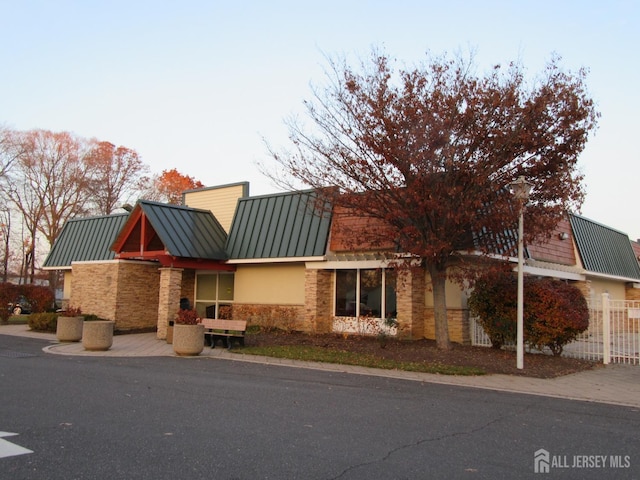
[56,316,84,342]
[172,324,204,356]
[82,320,115,351]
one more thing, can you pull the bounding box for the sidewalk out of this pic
[2,324,639,408]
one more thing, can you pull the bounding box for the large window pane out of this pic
[335,270,357,316]
[360,269,382,317]
[218,274,234,301]
[384,269,397,319]
[196,274,217,300]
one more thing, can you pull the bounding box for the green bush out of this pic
[28,312,58,333]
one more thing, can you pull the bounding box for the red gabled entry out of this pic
[111,207,234,271]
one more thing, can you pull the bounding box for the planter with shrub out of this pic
[172,309,204,356]
[56,307,84,342]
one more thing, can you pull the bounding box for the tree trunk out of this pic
[429,264,451,350]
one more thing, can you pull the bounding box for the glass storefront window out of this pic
[195,272,234,319]
[334,268,396,319]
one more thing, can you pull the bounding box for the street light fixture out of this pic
[510,176,532,370]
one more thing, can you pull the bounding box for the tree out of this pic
[0,125,23,178]
[2,130,95,282]
[142,168,204,204]
[86,141,149,215]
[269,49,599,349]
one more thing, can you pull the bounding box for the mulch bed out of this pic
[244,331,599,378]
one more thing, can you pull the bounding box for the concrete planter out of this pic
[172,324,204,356]
[56,316,84,342]
[82,320,115,351]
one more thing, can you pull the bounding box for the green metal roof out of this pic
[226,190,332,259]
[43,213,129,268]
[569,213,640,280]
[134,200,228,260]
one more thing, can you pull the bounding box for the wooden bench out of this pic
[200,318,247,349]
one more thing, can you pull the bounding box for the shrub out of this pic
[230,305,298,333]
[19,284,55,313]
[175,308,199,325]
[468,269,518,349]
[524,278,589,356]
[59,306,82,316]
[469,269,590,355]
[0,283,19,323]
[28,312,58,333]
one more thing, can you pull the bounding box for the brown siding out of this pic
[527,218,576,265]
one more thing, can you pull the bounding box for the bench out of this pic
[200,318,247,349]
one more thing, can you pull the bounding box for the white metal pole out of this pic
[516,204,525,370]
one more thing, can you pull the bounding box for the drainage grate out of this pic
[0,350,37,358]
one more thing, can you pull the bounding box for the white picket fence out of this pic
[471,293,640,365]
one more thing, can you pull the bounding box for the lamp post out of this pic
[510,176,532,370]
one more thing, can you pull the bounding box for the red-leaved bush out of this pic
[469,271,590,355]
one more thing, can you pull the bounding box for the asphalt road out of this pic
[1,335,638,480]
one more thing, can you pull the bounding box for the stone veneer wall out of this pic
[157,268,183,340]
[304,269,333,333]
[423,308,470,344]
[395,267,425,340]
[181,270,196,308]
[71,261,160,332]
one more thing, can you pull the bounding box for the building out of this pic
[43,182,640,341]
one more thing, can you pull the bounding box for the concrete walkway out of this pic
[2,324,639,409]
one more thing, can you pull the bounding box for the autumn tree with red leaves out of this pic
[269,50,599,350]
[143,168,204,204]
[86,141,149,215]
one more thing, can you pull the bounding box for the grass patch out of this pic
[235,345,486,376]
[7,315,29,325]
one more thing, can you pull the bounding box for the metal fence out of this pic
[470,293,640,365]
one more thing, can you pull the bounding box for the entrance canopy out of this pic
[111,200,234,271]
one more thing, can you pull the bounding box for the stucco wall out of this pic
[234,263,305,304]
[183,183,247,233]
[585,277,627,300]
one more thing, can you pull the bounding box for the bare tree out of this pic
[3,130,95,281]
[86,141,149,215]
[268,50,599,349]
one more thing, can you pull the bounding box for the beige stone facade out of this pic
[304,269,333,333]
[71,260,160,332]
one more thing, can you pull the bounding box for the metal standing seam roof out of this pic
[135,200,228,260]
[43,213,129,268]
[226,190,332,259]
[569,213,640,280]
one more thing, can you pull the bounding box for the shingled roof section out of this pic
[113,200,228,260]
[226,190,332,260]
[569,213,640,281]
[43,213,129,269]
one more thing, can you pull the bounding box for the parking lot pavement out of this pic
[2,323,639,408]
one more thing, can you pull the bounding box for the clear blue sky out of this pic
[1,1,638,239]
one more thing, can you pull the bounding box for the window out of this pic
[195,272,234,318]
[334,269,396,319]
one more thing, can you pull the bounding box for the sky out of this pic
[1,1,639,239]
